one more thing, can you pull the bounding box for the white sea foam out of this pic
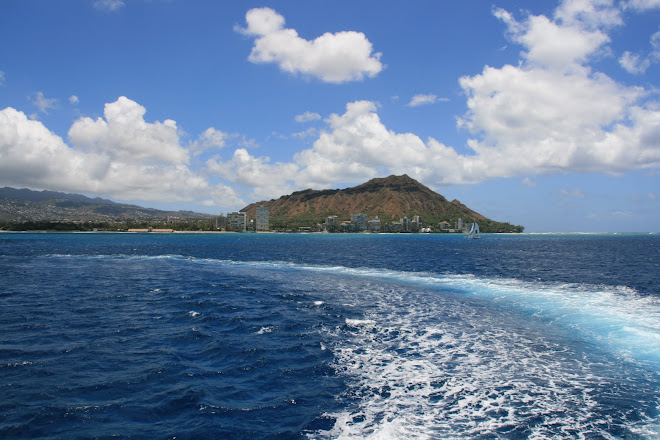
[256,326,275,334]
[312,290,658,439]
[188,311,200,317]
[45,253,660,364]
[43,253,660,363]
[42,251,660,437]
[345,318,376,327]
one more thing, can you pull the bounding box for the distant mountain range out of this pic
[0,187,212,223]
[242,175,523,232]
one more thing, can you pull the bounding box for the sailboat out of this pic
[467,222,481,239]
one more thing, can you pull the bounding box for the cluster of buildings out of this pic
[216,206,270,232]
[326,214,427,233]
[327,214,473,233]
[215,206,474,234]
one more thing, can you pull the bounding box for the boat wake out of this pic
[42,253,660,438]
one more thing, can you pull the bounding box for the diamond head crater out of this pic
[0,175,523,233]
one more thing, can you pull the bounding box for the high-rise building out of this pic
[368,217,381,232]
[351,213,368,231]
[256,206,269,231]
[227,212,247,232]
[411,215,422,231]
[401,216,410,232]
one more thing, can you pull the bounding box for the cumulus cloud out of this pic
[69,95,79,105]
[619,51,651,73]
[192,127,229,152]
[455,0,660,179]
[0,98,244,209]
[204,100,470,192]
[30,91,56,114]
[206,149,299,201]
[493,4,613,72]
[69,96,188,165]
[619,31,660,74]
[236,7,383,83]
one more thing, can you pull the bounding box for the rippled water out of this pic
[1,232,658,439]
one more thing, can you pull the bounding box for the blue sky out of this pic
[0,0,658,232]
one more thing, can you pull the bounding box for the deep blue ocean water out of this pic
[1,232,659,439]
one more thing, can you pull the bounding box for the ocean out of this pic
[1,232,659,439]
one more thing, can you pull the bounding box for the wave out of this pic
[42,252,660,438]
[44,252,660,366]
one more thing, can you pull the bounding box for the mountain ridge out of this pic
[0,187,212,223]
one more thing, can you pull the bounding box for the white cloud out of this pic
[619,31,660,74]
[237,7,383,83]
[554,0,623,29]
[206,149,298,201]
[0,71,5,86]
[69,95,79,105]
[494,6,612,72]
[0,107,92,189]
[290,100,468,189]
[94,0,125,12]
[453,1,660,180]
[0,99,244,210]
[68,96,188,165]
[30,91,56,114]
[295,111,321,123]
[407,94,448,107]
[623,0,660,10]
[194,127,229,150]
[292,127,318,139]
[619,51,651,73]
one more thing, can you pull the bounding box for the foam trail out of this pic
[200,257,660,365]
[42,253,660,438]
[45,253,660,364]
[308,279,660,439]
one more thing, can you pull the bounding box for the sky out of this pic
[0,0,659,232]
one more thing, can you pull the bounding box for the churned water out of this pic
[1,232,659,439]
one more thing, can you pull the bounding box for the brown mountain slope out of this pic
[241,175,490,227]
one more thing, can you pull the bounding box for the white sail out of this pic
[468,222,480,238]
